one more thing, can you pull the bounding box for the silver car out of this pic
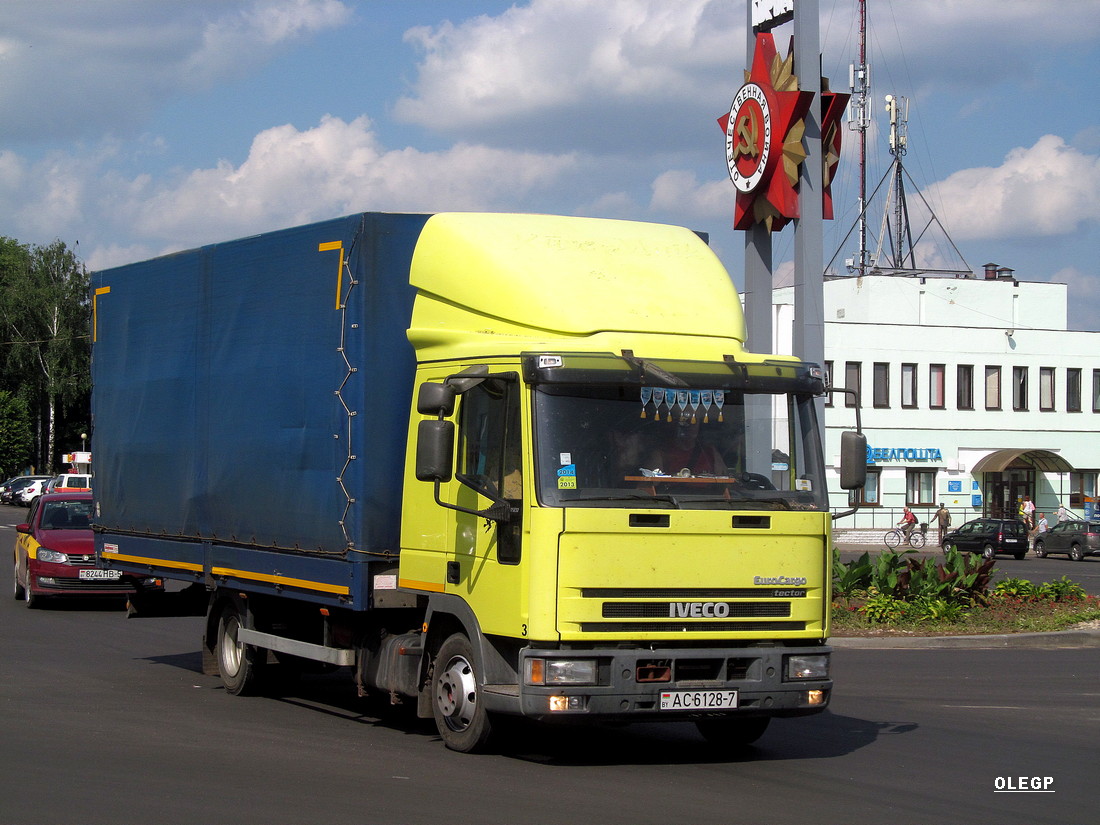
[1033,520,1100,561]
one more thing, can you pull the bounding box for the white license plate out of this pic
[79,569,122,580]
[1004,539,1019,544]
[659,690,739,711]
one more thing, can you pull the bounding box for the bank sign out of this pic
[866,446,943,464]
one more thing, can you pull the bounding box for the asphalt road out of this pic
[2,506,1097,825]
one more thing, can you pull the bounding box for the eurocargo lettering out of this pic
[91,212,866,752]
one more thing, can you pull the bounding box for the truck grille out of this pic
[40,577,134,592]
[602,602,791,618]
[581,620,805,632]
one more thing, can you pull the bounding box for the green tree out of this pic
[0,239,90,472]
[0,390,33,476]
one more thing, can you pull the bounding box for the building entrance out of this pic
[984,470,1034,519]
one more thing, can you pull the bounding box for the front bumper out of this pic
[484,643,831,723]
[28,561,161,597]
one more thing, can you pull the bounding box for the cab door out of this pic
[451,377,526,637]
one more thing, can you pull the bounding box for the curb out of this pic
[830,629,1100,650]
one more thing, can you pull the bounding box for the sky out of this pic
[2,0,1098,330]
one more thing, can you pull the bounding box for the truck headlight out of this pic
[525,658,598,686]
[786,654,829,680]
[37,549,69,564]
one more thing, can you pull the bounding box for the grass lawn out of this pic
[831,594,1100,637]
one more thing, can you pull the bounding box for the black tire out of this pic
[13,558,25,600]
[884,530,901,549]
[1013,551,1026,560]
[982,544,997,560]
[1034,543,1047,558]
[25,582,41,609]
[1070,544,1085,562]
[215,602,264,695]
[432,633,493,753]
[696,716,771,747]
[909,532,926,549]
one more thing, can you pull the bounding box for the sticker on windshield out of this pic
[795,479,812,491]
[557,463,577,490]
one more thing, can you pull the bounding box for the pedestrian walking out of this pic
[1030,512,1048,551]
[1020,495,1035,530]
[934,503,951,546]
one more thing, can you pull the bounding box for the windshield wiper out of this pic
[561,493,682,508]
[688,495,794,510]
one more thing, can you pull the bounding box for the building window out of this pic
[824,360,833,407]
[845,362,861,409]
[849,467,880,506]
[906,469,936,507]
[929,364,945,409]
[1070,471,1098,509]
[1039,367,1055,412]
[873,362,890,408]
[901,363,917,408]
[1067,368,1082,412]
[957,364,974,410]
[1093,370,1100,413]
[985,366,1001,410]
[1012,366,1028,411]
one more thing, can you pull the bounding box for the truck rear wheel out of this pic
[432,633,492,753]
[695,716,770,747]
[216,603,263,695]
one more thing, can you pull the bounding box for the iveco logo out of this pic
[669,602,731,618]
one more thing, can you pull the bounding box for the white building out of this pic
[771,265,1100,532]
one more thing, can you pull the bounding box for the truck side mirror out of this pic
[417,383,456,416]
[415,420,455,482]
[839,431,867,489]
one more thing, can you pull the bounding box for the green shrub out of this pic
[1036,576,1086,602]
[993,578,1036,599]
[859,591,908,624]
[832,548,872,596]
[911,596,969,623]
[834,546,993,605]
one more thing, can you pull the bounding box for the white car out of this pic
[17,479,48,505]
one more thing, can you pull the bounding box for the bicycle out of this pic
[883,523,927,549]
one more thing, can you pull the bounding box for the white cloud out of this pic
[131,116,577,246]
[394,0,740,149]
[924,135,1100,240]
[0,0,351,142]
[2,116,579,268]
[648,169,730,220]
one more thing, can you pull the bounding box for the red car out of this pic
[13,492,161,607]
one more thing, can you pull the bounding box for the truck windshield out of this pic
[533,383,827,510]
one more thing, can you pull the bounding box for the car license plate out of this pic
[659,690,738,710]
[1005,539,1019,544]
[79,569,121,580]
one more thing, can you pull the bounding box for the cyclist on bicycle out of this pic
[898,507,918,538]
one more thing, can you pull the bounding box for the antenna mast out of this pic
[847,0,870,276]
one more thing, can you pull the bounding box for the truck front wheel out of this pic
[216,603,263,695]
[431,633,492,753]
